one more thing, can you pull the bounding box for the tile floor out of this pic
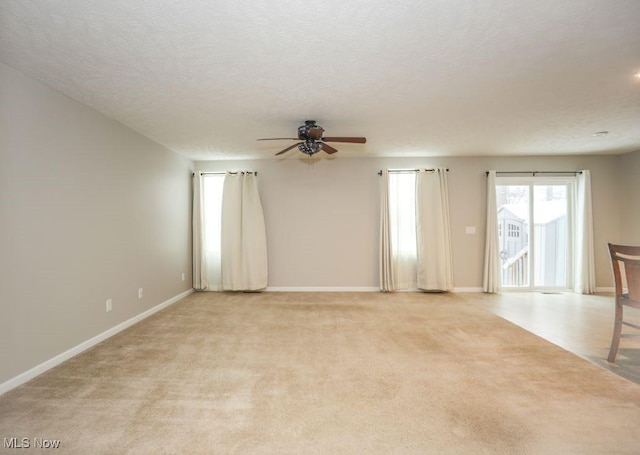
[466,291,640,384]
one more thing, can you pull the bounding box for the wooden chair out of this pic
[607,243,640,362]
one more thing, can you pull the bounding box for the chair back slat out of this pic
[608,243,640,301]
[625,263,640,301]
[610,244,640,257]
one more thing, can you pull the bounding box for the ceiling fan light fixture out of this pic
[298,141,322,155]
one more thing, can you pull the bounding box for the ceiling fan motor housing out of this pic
[298,120,324,140]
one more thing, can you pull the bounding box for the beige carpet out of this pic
[1,292,639,454]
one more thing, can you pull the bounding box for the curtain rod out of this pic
[486,171,582,176]
[377,168,449,176]
[192,171,257,176]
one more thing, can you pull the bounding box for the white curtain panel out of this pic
[379,169,396,292]
[416,169,453,291]
[574,169,596,294]
[221,172,268,291]
[483,170,502,293]
[192,172,208,291]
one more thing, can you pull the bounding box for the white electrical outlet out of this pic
[138,288,143,299]
[106,299,113,312]
[465,226,476,234]
[181,272,185,281]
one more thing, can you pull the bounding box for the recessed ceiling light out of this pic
[593,131,609,137]
[635,71,640,79]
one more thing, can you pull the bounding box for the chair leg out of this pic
[607,302,623,362]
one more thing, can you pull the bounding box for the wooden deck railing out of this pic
[502,246,528,287]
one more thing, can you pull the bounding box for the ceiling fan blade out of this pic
[321,137,367,144]
[257,138,298,141]
[275,142,303,156]
[320,143,338,154]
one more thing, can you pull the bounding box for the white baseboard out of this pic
[595,287,614,293]
[0,288,194,396]
[266,287,380,292]
[265,286,484,293]
[452,287,484,293]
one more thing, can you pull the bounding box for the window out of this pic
[201,174,225,290]
[496,177,573,289]
[388,172,417,289]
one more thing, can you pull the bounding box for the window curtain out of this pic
[574,170,596,294]
[483,170,501,293]
[379,169,396,292]
[221,172,268,291]
[379,168,453,292]
[192,172,208,291]
[416,168,453,291]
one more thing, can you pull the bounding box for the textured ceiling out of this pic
[1,0,640,160]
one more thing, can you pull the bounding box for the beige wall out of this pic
[618,150,640,244]
[0,61,194,385]
[197,153,624,290]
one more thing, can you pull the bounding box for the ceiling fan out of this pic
[257,120,366,156]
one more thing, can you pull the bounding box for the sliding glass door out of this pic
[496,178,573,290]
